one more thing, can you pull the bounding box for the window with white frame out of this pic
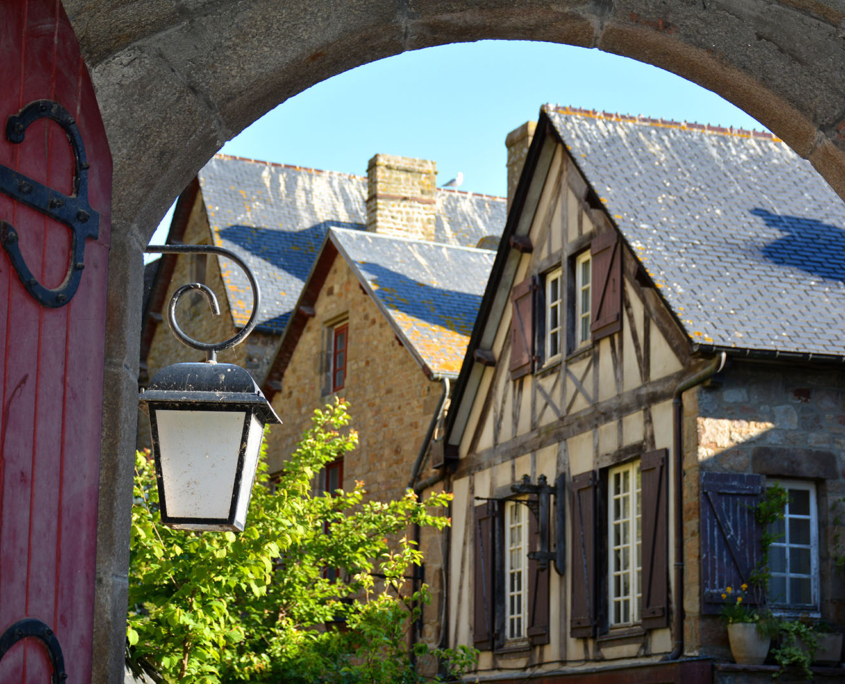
[767,479,819,610]
[575,252,591,346]
[505,500,528,640]
[608,460,642,626]
[545,268,562,361]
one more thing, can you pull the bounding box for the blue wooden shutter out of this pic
[700,472,764,614]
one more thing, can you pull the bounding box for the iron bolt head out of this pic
[76,209,89,223]
[20,181,32,194]
[56,294,66,303]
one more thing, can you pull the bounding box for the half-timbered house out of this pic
[439,106,845,682]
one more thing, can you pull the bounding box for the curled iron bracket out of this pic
[0,99,100,308]
[510,473,566,575]
[145,244,261,362]
[0,618,67,683]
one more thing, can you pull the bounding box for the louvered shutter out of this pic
[590,232,622,341]
[527,501,550,645]
[700,472,764,614]
[570,471,597,638]
[641,450,669,630]
[474,501,497,649]
[509,278,535,379]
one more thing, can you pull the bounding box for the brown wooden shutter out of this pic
[533,274,545,367]
[570,471,597,638]
[509,277,535,379]
[474,501,497,649]
[641,449,669,630]
[527,501,550,645]
[590,232,622,341]
[700,472,764,614]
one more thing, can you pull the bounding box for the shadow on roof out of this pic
[755,208,845,282]
[356,261,485,337]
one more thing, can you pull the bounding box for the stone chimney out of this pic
[367,154,437,241]
[506,121,537,210]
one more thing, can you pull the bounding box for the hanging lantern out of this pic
[140,244,280,531]
[139,361,280,531]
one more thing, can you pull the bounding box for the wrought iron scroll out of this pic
[0,99,100,308]
[145,244,261,362]
[0,618,67,683]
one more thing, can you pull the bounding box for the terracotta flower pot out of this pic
[728,622,771,665]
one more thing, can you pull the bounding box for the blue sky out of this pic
[147,40,765,253]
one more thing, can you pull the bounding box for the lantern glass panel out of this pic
[234,413,264,529]
[156,409,247,520]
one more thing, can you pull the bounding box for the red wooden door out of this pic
[0,1,112,682]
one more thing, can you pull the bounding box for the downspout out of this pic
[408,377,450,669]
[664,352,726,661]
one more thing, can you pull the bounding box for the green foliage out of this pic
[771,619,817,680]
[127,400,477,683]
[747,483,789,599]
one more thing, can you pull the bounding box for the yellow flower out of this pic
[726,587,733,594]
[741,583,748,591]
[721,593,727,599]
[737,597,743,603]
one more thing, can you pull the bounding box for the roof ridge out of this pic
[329,226,499,255]
[437,187,506,201]
[212,153,367,179]
[543,104,781,142]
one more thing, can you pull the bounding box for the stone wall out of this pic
[264,250,447,653]
[684,360,845,656]
[367,154,437,241]
[506,121,536,210]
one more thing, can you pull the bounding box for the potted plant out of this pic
[809,620,843,665]
[720,584,777,665]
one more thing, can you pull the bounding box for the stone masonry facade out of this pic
[681,360,845,658]
[264,250,448,650]
[366,154,437,241]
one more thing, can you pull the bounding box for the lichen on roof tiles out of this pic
[197,154,505,334]
[332,229,495,375]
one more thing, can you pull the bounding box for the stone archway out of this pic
[61,2,845,682]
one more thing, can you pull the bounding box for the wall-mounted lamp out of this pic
[139,244,280,531]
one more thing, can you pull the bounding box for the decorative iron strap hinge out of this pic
[0,618,67,683]
[0,99,99,308]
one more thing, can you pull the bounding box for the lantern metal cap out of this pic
[140,362,281,425]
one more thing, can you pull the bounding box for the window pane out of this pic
[789,489,810,516]
[581,317,590,342]
[581,288,590,312]
[336,331,345,348]
[335,370,344,387]
[770,575,787,603]
[769,516,785,539]
[550,331,559,356]
[790,577,812,604]
[551,307,559,329]
[550,278,559,302]
[790,547,812,576]
[789,518,811,546]
[581,260,590,285]
[770,546,786,573]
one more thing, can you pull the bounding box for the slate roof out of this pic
[331,229,497,375]
[546,105,845,356]
[198,155,506,334]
